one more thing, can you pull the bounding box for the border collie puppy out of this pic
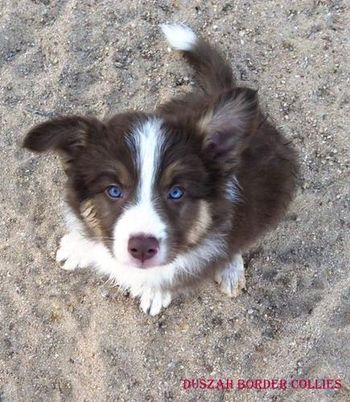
[23,24,297,315]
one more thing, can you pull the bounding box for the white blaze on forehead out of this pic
[113,118,168,266]
[133,118,164,203]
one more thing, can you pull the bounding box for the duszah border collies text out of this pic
[23,24,298,315]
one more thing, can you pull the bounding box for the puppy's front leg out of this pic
[215,254,246,297]
[139,288,172,316]
[56,231,113,273]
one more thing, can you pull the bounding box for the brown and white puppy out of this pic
[23,24,297,315]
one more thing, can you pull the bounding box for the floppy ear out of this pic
[23,115,104,164]
[199,88,259,168]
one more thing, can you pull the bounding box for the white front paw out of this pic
[56,233,91,271]
[139,288,172,316]
[215,254,246,298]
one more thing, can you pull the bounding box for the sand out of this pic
[0,0,349,401]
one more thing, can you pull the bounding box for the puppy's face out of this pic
[23,88,258,269]
[76,114,213,268]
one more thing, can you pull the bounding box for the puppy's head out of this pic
[23,88,258,269]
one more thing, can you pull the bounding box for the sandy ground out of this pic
[0,0,349,401]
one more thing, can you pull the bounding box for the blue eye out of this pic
[106,185,123,199]
[168,185,184,200]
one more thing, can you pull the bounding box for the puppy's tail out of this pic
[161,23,234,94]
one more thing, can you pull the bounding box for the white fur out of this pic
[215,254,246,297]
[135,118,164,203]
[161,23,197,51]
[140,289,172,316]
[111,233,226,302]
[56,232,115,275]
[113,118,168,268]
[59,206,227,315]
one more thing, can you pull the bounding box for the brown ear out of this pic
[199,88,259,166]
[23,115,104,163]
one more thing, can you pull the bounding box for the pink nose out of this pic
[128,236,159,262]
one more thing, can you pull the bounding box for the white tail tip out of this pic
[160,23,197,51]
